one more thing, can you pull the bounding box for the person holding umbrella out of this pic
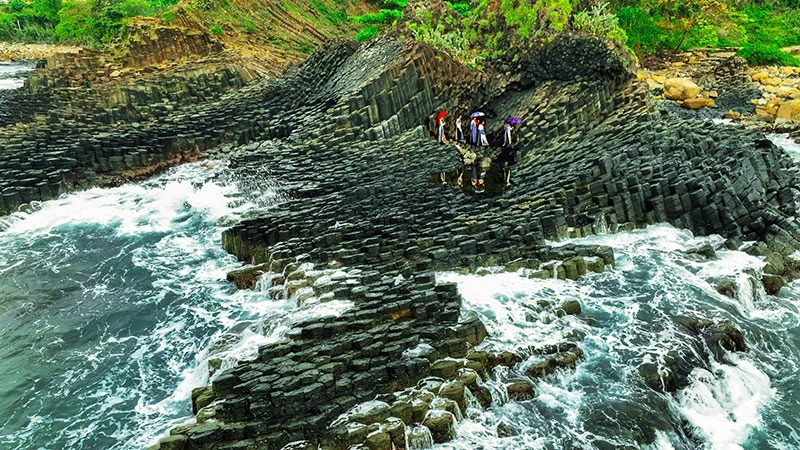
[504,117,521,147]
[470,112,485,147]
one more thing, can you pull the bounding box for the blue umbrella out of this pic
[470,112,485,118]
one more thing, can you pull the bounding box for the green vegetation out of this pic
[0,0,178,44]
[737,43,799,66]
[349,0,406,42]
[573,2,627,45]
[208,22,222,35]
[609,0,800,65]
[355,25,380,41]
[352,9,402,24]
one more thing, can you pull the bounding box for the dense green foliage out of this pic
[349,0,406,41]
[610,0,800,64]
[737,43,799,66]
[355,25,380,41]
[0,0,177,44]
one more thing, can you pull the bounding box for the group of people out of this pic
[437,114,517,148]
[434,111,521,191]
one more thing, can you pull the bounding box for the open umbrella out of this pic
[435,110,448,124]
[470,112,485,118]
[507,117,522,124]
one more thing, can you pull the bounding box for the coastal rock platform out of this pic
[2,30,799,450]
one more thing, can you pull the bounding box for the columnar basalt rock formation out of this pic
[2,26,800,449]
[138,34,800,449]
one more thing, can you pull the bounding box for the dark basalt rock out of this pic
[640,317,748,392]
[5,17,799,450]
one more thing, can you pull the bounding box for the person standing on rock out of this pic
[456,115,464,141]
[438,117,447,143]
[470,116,478,146]
[503,121,513,147]
[479,119,489,146]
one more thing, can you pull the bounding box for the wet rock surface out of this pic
[638,317,748,393]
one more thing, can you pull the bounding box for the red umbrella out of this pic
[435,110,448,125]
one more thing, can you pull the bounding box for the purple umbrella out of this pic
[470,112,485,118]
[507,117,522,124]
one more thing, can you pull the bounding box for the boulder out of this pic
[438,380,467,413]
[506,379,536,401]
[702,321,747,360]
[380,417,406,447]
[762,273,786,295]
[349,401,392,425]
[280,442,317,450]
[776,99,800,124]
[638,349,697,392]
[664,78,700,101]
[470,384,493,408]
[226,264,269,289]
[715,279,737,298]
[364,431,391,450]
[752,71,769,83]
[559,299,582,316]
[417,377,445,394]
[682,97,715,109]
[430,359,460,379]
[723,109,742,120]
[422,410,457,443]
[191,386,216,414]
[158,435,188,450]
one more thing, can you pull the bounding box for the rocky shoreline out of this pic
[3,27,800,450]
[0,42,81,61]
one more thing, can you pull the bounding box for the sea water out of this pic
[0,61,35,90]
[0,161,351,449]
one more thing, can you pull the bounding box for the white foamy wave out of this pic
[677,353,774,450]
[434,224,799,449]
[768,133,800,162]
[0,161,257,238]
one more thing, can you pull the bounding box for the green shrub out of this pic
[573,2,627,44]
[616,6,660,53]
[737,43,800,66]
[309,0,347,25]
[6,0,28,13]
[382,0,407,10]
[161,10,175,23]
[208,23,223,35]
[447,1,470,17]
[355,25,380,41]
[55,0,106,44]
[112,0,154,19]
[352,9,401,24]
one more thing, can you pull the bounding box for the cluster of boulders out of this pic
[0,42,80,61]
[640,50,800,136]
[748,67,800,128]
